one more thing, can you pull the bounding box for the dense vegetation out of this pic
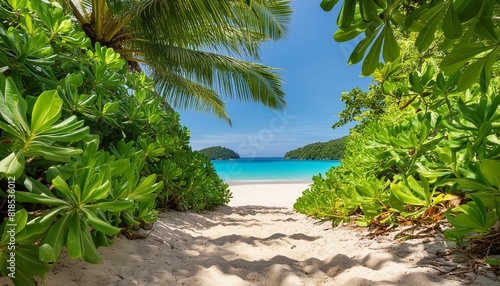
[199,146,240,160]
[0,1,241,284]
[284,137,346,160]
[295,0,500,267]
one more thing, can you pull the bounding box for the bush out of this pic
[0,2,230,285]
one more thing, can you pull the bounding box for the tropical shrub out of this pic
[296,0,500,266]
[0,1,230,285]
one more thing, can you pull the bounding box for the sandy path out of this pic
[44,205,497,286]
[2,182,498,285]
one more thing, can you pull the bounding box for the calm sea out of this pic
[211,157,341,182]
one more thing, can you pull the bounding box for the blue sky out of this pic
[178,0,372,157]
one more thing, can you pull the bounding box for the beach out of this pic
[14,181,499,285]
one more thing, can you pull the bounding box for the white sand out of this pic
[2,181,498,286]
[227,180,312,208]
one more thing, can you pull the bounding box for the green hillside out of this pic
[284,137,347,160]
[199,146,240,160]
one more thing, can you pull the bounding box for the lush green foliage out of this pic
[199,146,240,160]
[0,1,230,284]
[284,137,347,160]
[60,0,293,123]
[296,0,500,266]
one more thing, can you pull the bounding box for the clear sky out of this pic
[178,0,372,157]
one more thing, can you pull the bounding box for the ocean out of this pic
[211,157,341,182]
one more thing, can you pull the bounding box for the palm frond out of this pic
[234,0,293,41]
[142,42,286,111]
[152,68,231,124]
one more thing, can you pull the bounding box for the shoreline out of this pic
[226,179,313,186]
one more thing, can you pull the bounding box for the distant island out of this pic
[284,136,347,160]
[199,146,240,160]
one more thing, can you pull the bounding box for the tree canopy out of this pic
[60,0,293,123]
[284,137,347,160]
[199,146,240,160]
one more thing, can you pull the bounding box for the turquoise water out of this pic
[212,157,340,181]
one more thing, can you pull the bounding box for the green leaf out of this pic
[51,175,77,201]
[457,59,484,91]
[485,257,500,266]
[474,16,498,41]
[409,72,424,93]
[66,211,83,259]
[30,90,62,134]
[480,159,500,189]
[362,29,384,75]
[338,0,356,28]
[80,222,102,264]
[2,77,28,131]
[440,44,493,73]
[348,31,378,64]
[442,2,462,39]
[81,208,121,235]
[334,27,363,42]
[24,141,83,162]
[81,179,111,204]
[87,201,134,212]
[383,25,400,62]
[415,8,446,53]
[39,213,72,262]
[320,0,340,12]
[0,151,25,178]
[15,191,69,206]
[7,246,50,286]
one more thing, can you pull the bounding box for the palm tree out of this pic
[62,0,292,123]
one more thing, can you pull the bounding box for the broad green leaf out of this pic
[320,0,340,11]
[362,29,384,75]
[0,151,24,178]
[383,25,400,62]
[81,208,121,235]
[30,90,62,133]
[15,191,68,206]
[87,201,134,212]
[8,246,50,286]
[52,176,76,202]
[338,0,356,28]
[442,2,462,39]
[474,16,498,41]
[80,222,102,264]
[440,44,493,73]
[23,176,54,196]
[415,8,446,53]
[485,257,500,266]
[0,209,28,245]
[480,159,500,189]
[18,206,65,243]
[457,59,484,91]
[0,120,23,139]
[39,213,72,262]
[66,211,83,259]
[407,176,426,199]
[348,31,378,64]
[480,47,499,93]
[334,27,362,42]
[81,179,110,203]
[25,141,83,162]
[37,125,90,142]
[7,0,29,9]
[3,77,28,131]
